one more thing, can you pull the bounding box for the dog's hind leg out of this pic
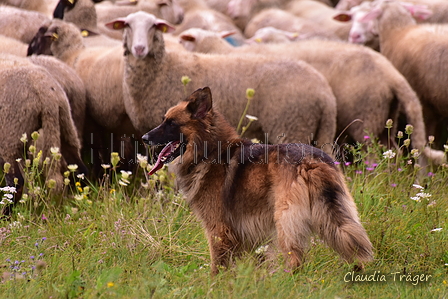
[273,177,313,269]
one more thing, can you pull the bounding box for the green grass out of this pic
[1,135,447,299]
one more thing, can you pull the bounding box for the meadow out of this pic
[1,127,447,299]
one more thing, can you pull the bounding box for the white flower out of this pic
[67,164,78,172]
[101,164,111,169]
[137,154,147,163]
[412,184,424,189]
[20,133,27,143]
[0,186,16,193]
[77,173,85,180]
[120,170,132,180]
[50,147,60,154]
[245,114,258,121]
[430,228,442,232]
[410,196,421,202]
[416,192,432,199]
[383,150,396,159]
[255,245,269,254]
[74,194,84,201]
[444,144,448,152]
[118,180,129,186]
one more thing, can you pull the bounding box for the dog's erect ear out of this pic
[186,87,213,119]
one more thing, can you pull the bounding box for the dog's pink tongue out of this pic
[148,141,179,175]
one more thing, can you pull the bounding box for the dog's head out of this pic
[142,87,213,175]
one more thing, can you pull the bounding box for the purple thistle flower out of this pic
[372,163,378,168]
[364,135,370,140]
[345,162,351,166]
[391,183,397,187]
[30,256,35,260]
[366,167,375,171]
[42,237,47,241]
[355,170,363,174]
[6,259,10,262]
[428,172,435,177]
[334,161,341,165]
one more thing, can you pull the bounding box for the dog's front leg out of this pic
[206,225,237,275]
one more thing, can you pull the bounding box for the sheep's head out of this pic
[106,11,175,59]
[157,0,184,25]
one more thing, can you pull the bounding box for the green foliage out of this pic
[1,132,448,298]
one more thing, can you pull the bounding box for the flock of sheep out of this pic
[0,0,447,203]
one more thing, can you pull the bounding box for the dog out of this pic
[142,87,373,274]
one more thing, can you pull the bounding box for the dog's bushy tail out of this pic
[308,164,374,264]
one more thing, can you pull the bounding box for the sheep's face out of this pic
[158,0,184,25]
[106,11,175,59]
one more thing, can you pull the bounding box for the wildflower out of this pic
[397,131,403,138]
[334,161,341,165]
[181,75,191,86]
[111,152,120,168]
[67,164,78,172]
[410,196,421,202]
[410,149,420,158]
[245,114,258,121]
[101,164,111,170]
[385,119,393,129]
[427,172,435,177]
[403,139,411,147]
[246,88,255,99]
[363,135,370,140]
[41,214,47,221]
[46,179,56,189]
[118,180,129,186]
[107,282,115,288]
[31,131,39,141]
[427,201,436,207]
[344,162,351,166]
[20,133,27,143]
[366,167,375,171]
[416,192,431,199]
[64,178,70,186]
[405,124,413,135]
[50,147,60,155]
[120,170,132,180]
[390,183,397,187]
[77,173,85,180]
[355,170,362,174]
[3,162,11,173]
[43,157,50,165]
[29,145,36,154]
[64,171,70,178]
[428,135,435,144]
[137,154,148,169]
[255,245,269,254]
[413,184,424,189]
[444,144,448,152]
[383,150,396,159]
[430,228,442,232]
[110,189,116,194]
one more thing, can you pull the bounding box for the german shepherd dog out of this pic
[142,87,373,274]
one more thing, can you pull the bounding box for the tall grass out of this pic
[0,130,447,299]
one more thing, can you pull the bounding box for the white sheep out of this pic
[0,5,50,43]
[107,11,339,150]
[173,0,246,46]
[0,54,86,205]
[95,0,184,40]
[34,19,140,171]
[244,8,342,40]
[177,28,446,164]
[348,1,448,148]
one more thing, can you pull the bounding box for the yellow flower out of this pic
[75,182,81,187]
[107,282,115,288]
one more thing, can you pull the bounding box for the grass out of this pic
[0,132,447,299]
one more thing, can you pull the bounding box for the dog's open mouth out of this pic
[148,141,182,175]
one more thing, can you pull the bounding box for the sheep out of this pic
[95,0,184,40]
[243,7,340,40]
[106,11,338,151]
[0,54,86,207]
[174,0,246,46]
[283,0,352,40]
[348,1,448,148]
[33,19,140,172]
[0,34,28,56]
[52,0,121,47]
[336,0,448,23]
[0,0,53,15]
[0,6,50,43]
[177,28,446,164]
[28,55,87,143]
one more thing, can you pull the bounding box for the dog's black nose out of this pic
[142,133,151,145]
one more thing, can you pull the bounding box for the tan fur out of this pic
[143,88,374,274]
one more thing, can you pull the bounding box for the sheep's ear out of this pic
[358,6,383,23]
[155,20,176,33]
[333,12,352,22]
[186,87,213,119]
[400,3,433,20]
[105,19,127,30]
[180,34,196,42]
[220,30,236,38]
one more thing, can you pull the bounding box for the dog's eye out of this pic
[165,118,177,126]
